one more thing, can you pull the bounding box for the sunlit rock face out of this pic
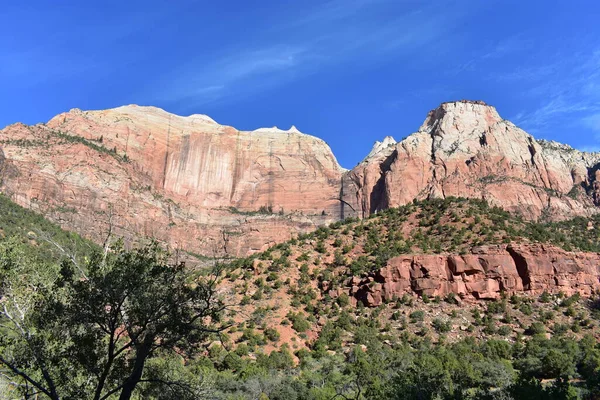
[0,105,344,257]
[2,100,600,257]
[342,100,600,220]
[356,244,600,306]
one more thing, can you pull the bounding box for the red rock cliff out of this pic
[0,106,344,257]
[3,101,600,257]
[342,101,600,220]
[353,244,600,306]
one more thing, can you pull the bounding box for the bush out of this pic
[337,293,350,307]
[497,325,512,336]
[525,322,546,335]
[264,327,281,342]
[432,318,451,333]
[539,291,551,303]
[445,293,459,305]
[519,303,533,315]
[410,310,425,323]
[287,312,311,333]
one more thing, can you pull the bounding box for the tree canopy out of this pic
[0,240,225,400]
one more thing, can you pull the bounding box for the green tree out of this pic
[0,240,225,400]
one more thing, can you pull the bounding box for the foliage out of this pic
[0,193,97,263]
[52,130,129,163]
[0,240,224,400]
[3,195,600,399]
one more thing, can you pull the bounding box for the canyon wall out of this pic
[2,101,600,257]
[343,101,600,220]
[0,106,344,257]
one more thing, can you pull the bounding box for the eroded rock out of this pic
[355,244,600,306]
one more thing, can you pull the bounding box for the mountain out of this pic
[0,105,344,258]
[2,100,600,257]
[343,100,600,219]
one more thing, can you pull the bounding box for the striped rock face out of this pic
[342,101,600,220]
[2,100,600,257]
[0,105,344,258]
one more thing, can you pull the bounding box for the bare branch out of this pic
[36,229,87,279]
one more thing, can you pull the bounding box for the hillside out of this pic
[0,193,97,263]
[1,193,599,398]
[184,197,600,399]
[215,198,600,354]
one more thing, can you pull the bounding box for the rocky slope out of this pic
[220,198,600,350]
[360,243,600,306]
[2,100,600,256]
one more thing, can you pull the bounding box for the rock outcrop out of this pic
[342,100,600,220]
[3,100,600,257]
[354,244,600,306]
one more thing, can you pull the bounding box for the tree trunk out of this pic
[118,343,150,400]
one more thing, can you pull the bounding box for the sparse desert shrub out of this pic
[409,310,425,323]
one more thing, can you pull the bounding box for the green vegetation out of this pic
[2,128,130,162]
[0,193,97,263]
[2,195,600,399]
[52,130,130,162]
[0,240,223,400]
[249,197,600,285]
[228,205,275,216]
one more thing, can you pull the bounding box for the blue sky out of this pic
[2,1,600,168]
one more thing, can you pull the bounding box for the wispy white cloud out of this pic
[506,46,600,144]
[154,1,474,107]
[448,34,534,76]
[155,45,310,106]
[493,64,558,83]
[481,35,534,60]
[512,97,599,133]
[0,7,166,86]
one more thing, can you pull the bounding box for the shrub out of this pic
[525,322,546,335]
[432,318,451,333]
[519,303,533,315]
[445,293,459,305]
[409,310,425,323]
[337,293,350,307]
[497,325,512,336]
[264,327,281,342]
[539,291,551,303]
[287,312,311,333]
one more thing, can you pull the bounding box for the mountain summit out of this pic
[1,100,600,256]
[343,100,600,219]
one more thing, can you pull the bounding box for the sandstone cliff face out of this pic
[0,105,344,257]
[343,100,600,219]
[353,244,600,306]
[3,100,600,257]
[341,136,397,218]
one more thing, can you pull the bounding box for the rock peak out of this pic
[364,136,397,161]
[253,125,304,134]
[420,100,502,134]
[441,99,488,106]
